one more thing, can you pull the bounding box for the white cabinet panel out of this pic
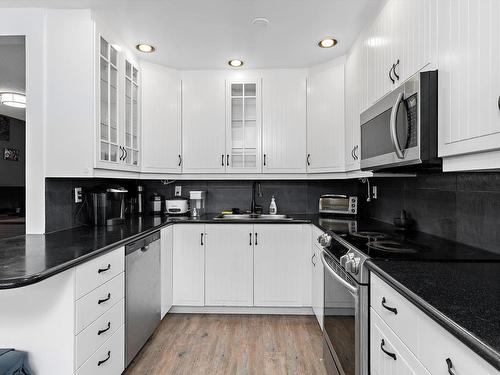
[160,226,173,318]
[172,224,205,306]
[182,74,226,173]
[262,71,307,173]
[205,224,254,306]
[253,224,308,307]
[438,0,500,161]
[141,61,182,173]
[311,242,324,329]
[307,60,346,173]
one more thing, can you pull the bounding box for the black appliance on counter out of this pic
[90,187,128,227]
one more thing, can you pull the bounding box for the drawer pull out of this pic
[381,297,398,315]
[97,351,111,366]
[98,293,111,305]
[380,339,397,360]
[97,264,111,274]
[446,358,457,375]
[97,321,111,336]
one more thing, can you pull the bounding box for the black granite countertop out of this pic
[0,213,315,289]
[367,260,500,371]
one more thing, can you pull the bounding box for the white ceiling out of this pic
[0,36,25,121]
[0,0,382,70]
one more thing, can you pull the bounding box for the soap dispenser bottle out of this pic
[269,196,277,215]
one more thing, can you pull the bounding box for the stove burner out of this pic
[367,240,418,253]
[350,231,388,241]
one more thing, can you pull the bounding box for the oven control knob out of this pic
[346,257,361,275]
[318,233,332,247]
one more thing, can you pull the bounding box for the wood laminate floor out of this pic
[125,314,327,375]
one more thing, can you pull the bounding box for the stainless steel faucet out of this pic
[251,181,263,213]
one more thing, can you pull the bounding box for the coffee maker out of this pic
[91,187,128,227]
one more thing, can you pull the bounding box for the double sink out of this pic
[213,213,294,221]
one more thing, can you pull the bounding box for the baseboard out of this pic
[169,306,314,315]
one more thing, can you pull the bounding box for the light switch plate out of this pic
[174,186,182,197]
[74,187,83,203]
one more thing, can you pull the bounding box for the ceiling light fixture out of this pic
[136,43,156,53]
[251,17,270,27]
[0,92,26,108]
[318,37,338,48]
[228,59,244,68]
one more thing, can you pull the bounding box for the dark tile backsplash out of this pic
[365,172,500,254]
[45,178,359,232]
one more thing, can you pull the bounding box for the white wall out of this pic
[0,8,45,233]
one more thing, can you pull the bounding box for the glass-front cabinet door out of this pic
[96,32,140,171]
[225,79,261,173]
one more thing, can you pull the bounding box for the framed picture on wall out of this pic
[0,116,10,141]
[4,147,19,161]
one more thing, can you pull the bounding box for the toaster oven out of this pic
[319,195,358,215]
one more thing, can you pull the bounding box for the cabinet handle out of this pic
[97,351,111,366]
[124,148,128,162]
[98,264,111,274]
[249,233,252,246]
[221,154,225,166]
[497,96,500,111]
[389,65,395,84]
[226,154,230,166]
[354,146,359,160]
[393,59,400,81]
[200,232,204,246]
[311,253,316,266]
[263,154,267,166]
[446,358,457,375]
[98,293,111,305]
[381,297,398,315]
[178,155,182,167]
[307,154,311,166]
[254,232,258,245]
[119,146,124,161]
[97,321,111,336]
[380,339,397,360]
[351,147,355,160]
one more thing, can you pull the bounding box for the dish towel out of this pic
[0,349,32,375]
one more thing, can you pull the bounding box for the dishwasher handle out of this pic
[126,231,160,256]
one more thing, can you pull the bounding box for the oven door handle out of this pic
[390,91,405,159]
[321,251,359,296]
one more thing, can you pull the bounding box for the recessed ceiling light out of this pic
[136,43,156,53]
[228,59,244,68]
[252,17,270,27]
[0,92,26,108]
[318,38,338,48]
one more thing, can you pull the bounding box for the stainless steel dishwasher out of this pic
[125,231,161,367]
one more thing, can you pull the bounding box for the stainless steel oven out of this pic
[360,70,439,171]
[320,242,368,375]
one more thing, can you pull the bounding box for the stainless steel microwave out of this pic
[360,70,440,171]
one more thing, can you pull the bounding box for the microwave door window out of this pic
[324,270,356,375]
[360,108,394,159]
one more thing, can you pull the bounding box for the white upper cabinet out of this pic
[438,0,500,169]
[262,71,307,173]
[141,61,182,174]
[181,73,226,173]
[225,79,262,173]
[307,59,346,173]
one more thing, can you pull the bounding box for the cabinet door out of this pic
[438,0,500,159]
[205,224,253,306]
[225,79,262,173]
[172,224,205,306]
[311,242,324,330]
[160,226,173,318]
[306,62,345,173]
[182,74,226,173]
[262,72,307,173]
[141,61,181,174]
[253,224,307,307]
[123,59,141,169]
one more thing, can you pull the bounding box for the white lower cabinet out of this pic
[205,224,254,306]
[311,239,324,329]
[253,224,308,307]
[172,224,205,306]
[160,225,173,318]
[370,273,498,375]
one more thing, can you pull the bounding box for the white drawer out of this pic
[76,273,124,334]
[76,324,124,375]
[418,311,498,375]
[370,273,421,353]
[76,298,124,369]
[370,307,431,375]
[76,247,124,299]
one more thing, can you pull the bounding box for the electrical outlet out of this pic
[74,187,83,203]
[174,186,182,197]
[372,186,378,199]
